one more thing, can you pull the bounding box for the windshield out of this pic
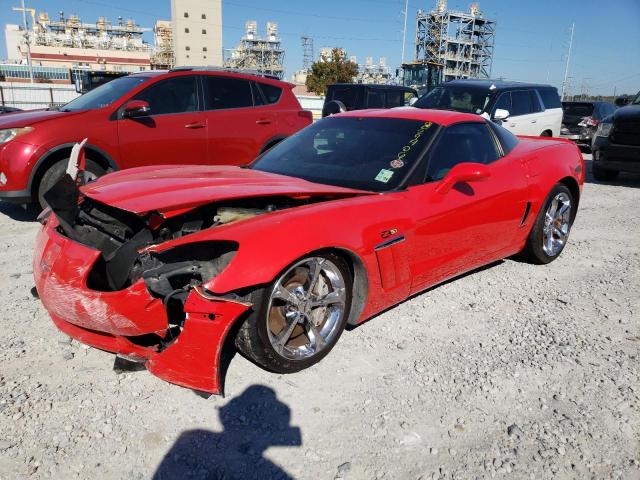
[415,85,491,114]
[633,92,640,105]
[403,64,442,90]
[60,76,150,112]
[252,117,438,192]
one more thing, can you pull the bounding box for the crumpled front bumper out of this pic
[33,222,250,394]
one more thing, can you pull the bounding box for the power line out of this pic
[65,0,402,43]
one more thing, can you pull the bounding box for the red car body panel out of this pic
[33,109,585,394]
[0,70,311,203]
[81,165,370,214]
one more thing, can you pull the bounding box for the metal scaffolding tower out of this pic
[415,1,496,82]
[151,20,174,70]
[301,36,313,72]
[225,21,285,79]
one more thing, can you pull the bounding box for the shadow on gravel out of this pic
[0,201,40,222]
[583,159,640,188]
[348,260,504,331]
[153,385,301,480]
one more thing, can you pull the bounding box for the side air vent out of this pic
[520,201,532,226]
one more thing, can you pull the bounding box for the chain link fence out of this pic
[0,82,79,110]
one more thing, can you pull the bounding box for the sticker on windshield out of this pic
[391,121,433,168]
[375,169,394,183]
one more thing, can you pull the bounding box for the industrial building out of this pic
[2,0,224,81]
[170,0,223,67]
[353,56,391,84]
[415,0,496,81]
[5,11,153,73]
[225,21,285,79]
[151,20,174,70]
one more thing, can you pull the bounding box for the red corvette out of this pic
[33,108,584,394]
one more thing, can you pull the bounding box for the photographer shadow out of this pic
[153,385,301,480]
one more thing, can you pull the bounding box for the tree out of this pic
[305,48,358,96]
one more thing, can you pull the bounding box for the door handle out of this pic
[185,122,206,129]
[531,119,537,123]
[256,119,272,125]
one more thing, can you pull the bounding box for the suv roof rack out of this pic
[169,66,281,80]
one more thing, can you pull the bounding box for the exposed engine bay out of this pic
[43,175,344,330]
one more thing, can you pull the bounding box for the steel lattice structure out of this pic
[415,1,496,82]
[225,21,285,79]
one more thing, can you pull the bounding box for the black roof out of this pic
[329,83,417,93]
[444,79,557,91]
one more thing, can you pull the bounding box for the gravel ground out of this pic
[0,157,638,480]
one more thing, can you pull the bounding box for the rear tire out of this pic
[235,252,352,374]
[521,184,574,264]
[592,164,618,182]
[37,158,106,210]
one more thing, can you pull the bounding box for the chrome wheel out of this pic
[542,192,571,256]
[81,170,98,184]
[266,257,347,361]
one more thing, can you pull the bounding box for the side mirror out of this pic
[123,100,151,118]
[435,162,491,195]
[493,108,510,121]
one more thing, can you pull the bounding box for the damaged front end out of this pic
[35,174,314,393]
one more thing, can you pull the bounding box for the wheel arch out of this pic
[210,245,370,328]
[321,247,370,326]
[558,175,580,220]
[28,143,118,196]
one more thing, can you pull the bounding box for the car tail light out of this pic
[578,116,599,127]
[298,110,314,122]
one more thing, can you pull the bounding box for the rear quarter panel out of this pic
[513,137,584,244]
[541,107,563,137]
[277,87,312,134]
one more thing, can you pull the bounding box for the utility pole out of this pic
[561,22,574,101]
[401,0,409,64]
[13,0,35,83]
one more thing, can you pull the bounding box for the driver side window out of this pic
[132,76,198,116]
[426,123,499,181]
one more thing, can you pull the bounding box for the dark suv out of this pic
[322,83,418,117]
[561,101,617,146]
[591,91,640,181]
[0,67,312,207]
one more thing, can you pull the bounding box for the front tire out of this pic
[37,158,106,209]
[521,184,574,264]
[235,253,352,373]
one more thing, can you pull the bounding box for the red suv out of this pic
[0,68,312,207]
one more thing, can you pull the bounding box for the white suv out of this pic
[415,80,563,137]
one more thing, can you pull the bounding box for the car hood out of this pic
[611,104,640,123]
[0,108,79,127]
[82,165,371,215]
